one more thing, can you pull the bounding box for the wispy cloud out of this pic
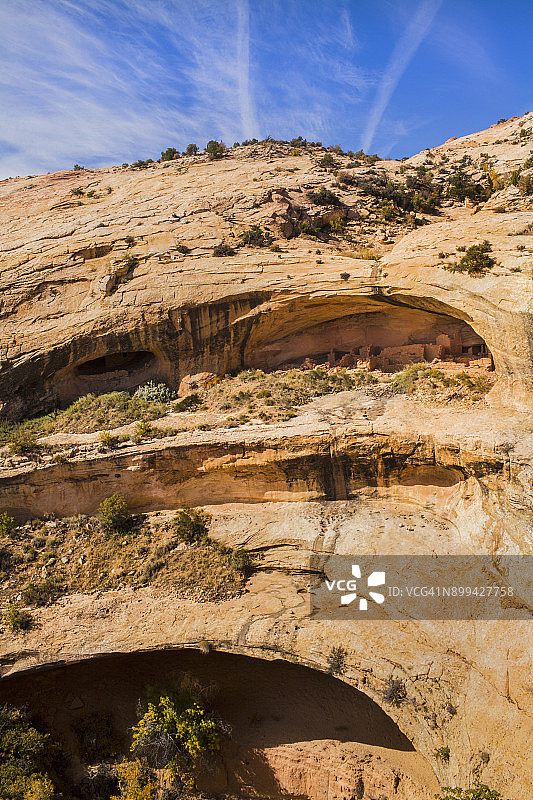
[362,0,443,153]
[236,0,259,139]
[0,0,263,177]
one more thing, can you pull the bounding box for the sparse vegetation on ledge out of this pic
[0,505,253,609]
[443,241,496,275]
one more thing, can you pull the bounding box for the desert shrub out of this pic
[8,431,41,455]
[445,241,495,275]
[22,577,64,607]
[174,393,201,412]
[133,420,153,442]
[435,746,450,762]
[112,759,157,800]
[206,140,225,160]
[175,243,190,254]
[436,786,507,800]
[74,711,120,763]
[317,153,337,169]
[130,678,223,784]
[160,147,179,161]
[390,363,428,394]
[3,603,32,633]
[134,381,175,403]
[122,254,138,271]
[71,187,84,197]
[327,646,347,675]
[0,706,59,800]
[447,169,489,203]
[307,187,341,206]
[350,246,379,260]
[0,512,15,537]
[185,143,198,156]
[455,373,492,394]
[172,509,209,544]
[98,494,133,534]
[240,225,273,247]
[99,431,120,449]
[340,272,350,281]
[383,677,407,706]
[213,242,235,257]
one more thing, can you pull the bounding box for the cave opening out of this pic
[0,648,437,799]
[244,299,493,376]
[76,350,155,377]
[51,349,161,405]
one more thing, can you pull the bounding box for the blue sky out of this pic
[1,0,532,178]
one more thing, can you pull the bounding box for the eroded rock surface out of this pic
[1,116,533,799]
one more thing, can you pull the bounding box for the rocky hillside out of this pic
[0,116,533,800]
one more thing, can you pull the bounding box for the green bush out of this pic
[436,786,507,800]
[445,241,495,275]
[206,140,225,160]
[307,187,341,206]
[185,143,198,155]
[317,153,337,169]
[0,706,59,800]
[447,169,489,203]
[160,147,180,161]
[3,603,32,633]
[133,420,153,442]
[98,494,133,534]
[22,578,64,607]
[240,225,273,247]
[172,509,209,544]
[99,430,120,449]
[213,242,235,257]
[435,746,450,762]
[8,431,41,456]
[390,363,428,394]
[174,392,201,412]
[0,512,15,537]
[134,381,175,403]
[131,678,223,781]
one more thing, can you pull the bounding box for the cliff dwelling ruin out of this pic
[244,300,493,375]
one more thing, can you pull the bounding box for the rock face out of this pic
[1,116,533,799]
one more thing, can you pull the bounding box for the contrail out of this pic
[362,0,443,153]
[236,0,258,139]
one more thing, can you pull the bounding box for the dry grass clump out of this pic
[0,508,253,610]
[0,392,169,444]
[391,363,494,403]
[199,367,377,425]
[347,246,379,259]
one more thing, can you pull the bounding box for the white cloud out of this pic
[0,0,263,176]
[362,0,443,153]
